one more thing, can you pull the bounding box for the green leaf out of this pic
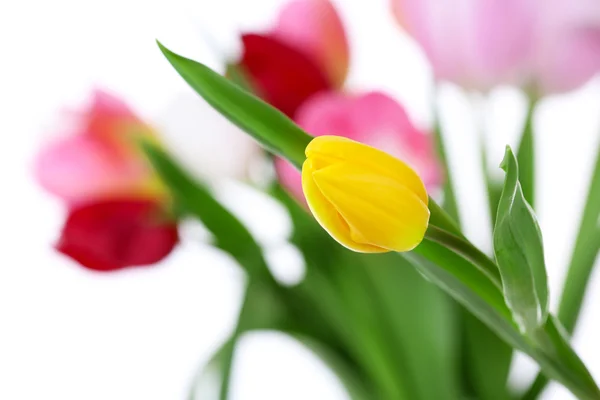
[558,141,600,333]
[414,202,598,399]
[414,239,510,319]
[432,100,461,224]
[463,311,513,400]
[143,143,274,281]
[273,186,461,400]
[403,252,600,400]
[157,42,311,168]
[493,146,548,335]
[524,140,600,400]
[361,253,461,400]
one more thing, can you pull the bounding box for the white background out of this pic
[1,0,599,399]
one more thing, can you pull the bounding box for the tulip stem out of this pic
[425,225,502,289]
[427,198,502,287]
[558,138,600,334]
[428,198,462,236]
[432,93,461,224]
[521,139,600,400]
[516,99,538,209]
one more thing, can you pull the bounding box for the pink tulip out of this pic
[391,0,600,94]
[272,0,350,89]
[276,91,442,203]
[36,90,167,205]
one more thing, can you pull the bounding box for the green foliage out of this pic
[493,146,548,335]
[155,44,600,399]
[516,101,537,208]
[157,41,311,169]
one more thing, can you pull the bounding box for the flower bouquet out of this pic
[36,0,600,399]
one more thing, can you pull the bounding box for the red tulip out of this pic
[235,0,350,117]
[35,90,178,271]
[239,34,332,117]
[272,0,350,88]
[56,199,178,272]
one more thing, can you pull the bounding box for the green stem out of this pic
[558,140,600,334]
[521,140,600,400]
[428,197,462,236]
[218,287,252,400]
[432,95,461,224]
[516,99,538,209]
[425,224,502,288]
[520,373,550,400]
[472,94,503,227]
[425,200,600,400]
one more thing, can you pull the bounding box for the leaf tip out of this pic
[500,146,517,174]
[156,40,173,58]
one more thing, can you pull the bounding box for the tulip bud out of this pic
[302,136,430,253]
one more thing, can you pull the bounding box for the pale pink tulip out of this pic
[391,0,600,93]
[272,0,350,89]
[391,0,535,90]
[533,0,600,93]
[276,91,442,203]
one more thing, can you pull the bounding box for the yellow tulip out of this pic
[301,136,430,253]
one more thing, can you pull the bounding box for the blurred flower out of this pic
[56,199,178,272]
[390,0,535,91]
[235,0,349,117]
[390,0,600,93]
[276,91,441,203]
[272,0,350,88]
[36,90,167,204]
[236,34,331,118]
[533,0,600,93]
[302,136,430,253]
[35,90,178,271]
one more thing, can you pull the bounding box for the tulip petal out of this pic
[536,26,600,92]
[56,199,179,271]
[35,134,162,205]
[391,0,534,90]
[273,0,349,88]
[306,135,429,204]
[312,161,430,252]
[238,34,332,117]
[35,90,167,204]
[302,158,384,253]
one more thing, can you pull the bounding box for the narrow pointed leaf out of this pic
[493,146,548,334]
[157,41,311,168]
[143,143,274,281]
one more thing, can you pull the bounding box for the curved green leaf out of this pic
[143,143,274,281]
[157,42,311,168]
[494,146,548,334]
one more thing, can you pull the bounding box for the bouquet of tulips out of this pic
[36,0,600,399]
